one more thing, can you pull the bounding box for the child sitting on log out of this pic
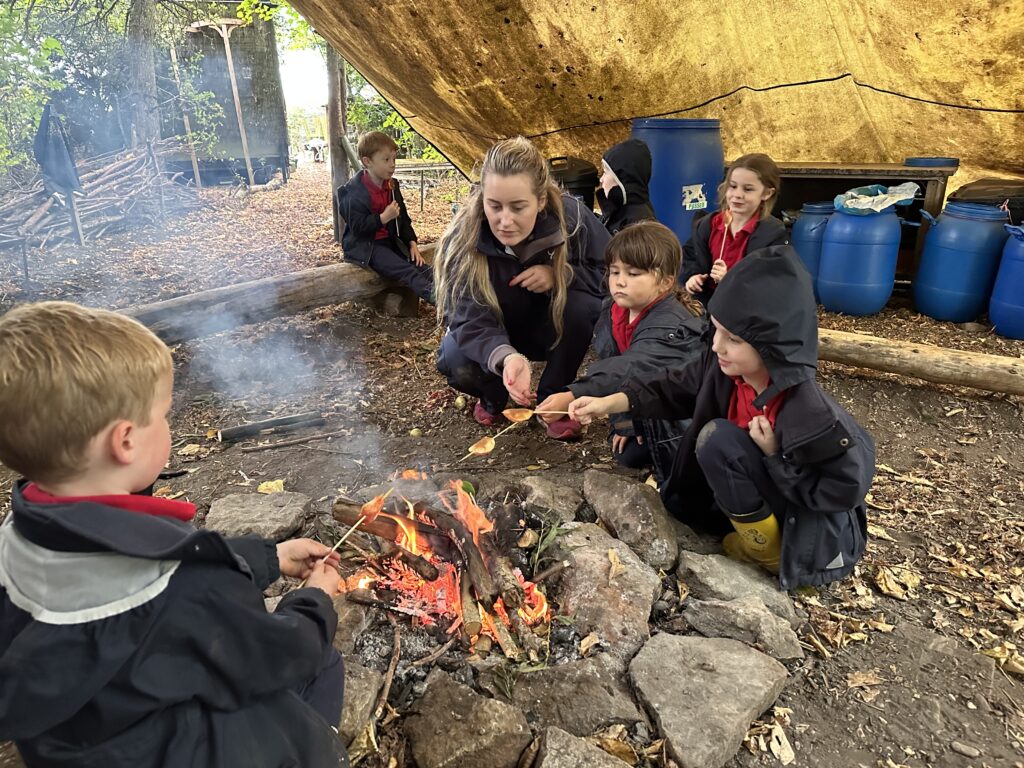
[336,130,434,303]
[0,301,349,768]
[569,246,874,589]
[536,221,705,485]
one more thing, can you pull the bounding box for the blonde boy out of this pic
[0,302,349,768]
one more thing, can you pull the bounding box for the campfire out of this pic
[333,471,554,662]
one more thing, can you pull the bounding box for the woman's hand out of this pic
[502,353,535,405]
[611,433,632,454]
[536,391,574,423]
[748,415,779,456]
[569,393,629,425]
[710,259,728,283]
[277,538,341,579]
[684,273,707,295]
[509,265,554,293]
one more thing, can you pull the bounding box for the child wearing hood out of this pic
[570,246,874,589]
[597,138,657,235]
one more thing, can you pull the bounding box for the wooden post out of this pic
[218,23,255,187]
[169,44,203,189]
[66,194,84,245]
[20,240,29,284]
[420,169,425,211]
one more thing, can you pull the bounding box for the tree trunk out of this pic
[126,0,161,146]
[326,45,350,243]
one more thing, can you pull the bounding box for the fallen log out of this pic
[217,411,322,442]
[417,503,498,607]
[818,329,1024,397]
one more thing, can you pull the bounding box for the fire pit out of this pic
[332,472,556,663]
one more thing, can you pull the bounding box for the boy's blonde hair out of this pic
[357,131,398,162]
[434,136,574,344]
[0,301,172,484]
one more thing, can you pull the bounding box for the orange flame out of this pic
[388,513,420,556]
[440,481,493,549]
[399,469,426,480]
[357,575,374,590]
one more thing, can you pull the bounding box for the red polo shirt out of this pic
[727,378,787,430]
[709,211,760,270]
[361,172,393,240]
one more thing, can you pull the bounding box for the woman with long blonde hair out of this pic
[434,136,610,439]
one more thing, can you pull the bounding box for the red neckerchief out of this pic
[727,377,787,430]
[709,211,760,270]
[610,293,670,353]
[21,482,196,522]
[360,172,393,240]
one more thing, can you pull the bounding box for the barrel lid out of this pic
[800,201,835,214]
[632,118,721,130]
[944,201,1008,221]
[904,156,960,167]
[547,156,598,182]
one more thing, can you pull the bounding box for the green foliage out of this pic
[0,8,64,172]
[173,53,225,156]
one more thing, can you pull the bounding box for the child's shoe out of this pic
[473,401,503,427]
[545,415,583,441]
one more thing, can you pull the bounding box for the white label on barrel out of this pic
[681,184,707,211]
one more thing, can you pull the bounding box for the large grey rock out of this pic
[583,471,678,571]
[684,596,804,660]
[405,670,532,768]
[517,476,584,524]
[676,552,798,628]
[204,492,309,540]
[671,518,723,555]
[630,633,788,768]
[510,654,644,735]
[535,727,633,768]
[550,523,661,660]
[338,661,382,745]
[332,594,372,655]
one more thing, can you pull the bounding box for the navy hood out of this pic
[707,245,817,407]
[602,139,652,206]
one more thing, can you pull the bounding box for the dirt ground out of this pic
[1,164,1023,768]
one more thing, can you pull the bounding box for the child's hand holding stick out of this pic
[568,392,630,426]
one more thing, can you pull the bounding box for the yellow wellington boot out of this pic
[728,513,781,575]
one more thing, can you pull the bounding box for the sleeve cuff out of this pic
[487,344,518,375]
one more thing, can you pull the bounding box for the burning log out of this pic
[377,540,440,581]
[416,503,497,607]
[484,549,525,611]
[485,612,523,662]
[460,575,483,637]
[217,412,324,442]
[332,499,458,562]
[346,589,429,620]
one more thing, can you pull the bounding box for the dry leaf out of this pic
[593,737,638,765]
[865,493,894,511]
[177,443,203,457]
[677,580,690,602]
[847,670,885,689]
[867,616,895,633]
[580,632,601,657]
[525,464,545,471]
[153,486,173,497]
[768,723,796,765]
[205,428,218,439]
[517,529,540,548]
[468,436,496,456]
[868,524,896,542]
[607,549,627,584]
[257,479,285,494]
[502,408,534,423]
[874,567,907,600]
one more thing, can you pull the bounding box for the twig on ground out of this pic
[374,624,402,719]
[410,636,458,668]
[240,429,349,452]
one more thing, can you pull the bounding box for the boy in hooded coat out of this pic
[570,246,873,589]
[597,139,657,235]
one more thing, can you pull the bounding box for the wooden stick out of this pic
[411,636,458,668]
[218,412,322,442]
[298,515,366,588]
[533,560,570,585]
[488,613,523,661]
[460,574,483,637]
[417,503,497,606]
[240,429,348,452]
[378,539,440,581]
[374,625,402,719]
[332,499,459,561]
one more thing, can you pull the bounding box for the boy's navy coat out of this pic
[445,194,611,373]
[336,169,417,264]
[622,246,874,588]
[0,484,346,767]
[681,213,788,304]
[570,295,707,484]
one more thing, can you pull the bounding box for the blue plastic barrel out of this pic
[990,225,1024,340]
[630,118,724,247]
[818,208,901,315]
[790,201,833,302]
[913,202,1009,322]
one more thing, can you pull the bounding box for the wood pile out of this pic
[0,140,200,250]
